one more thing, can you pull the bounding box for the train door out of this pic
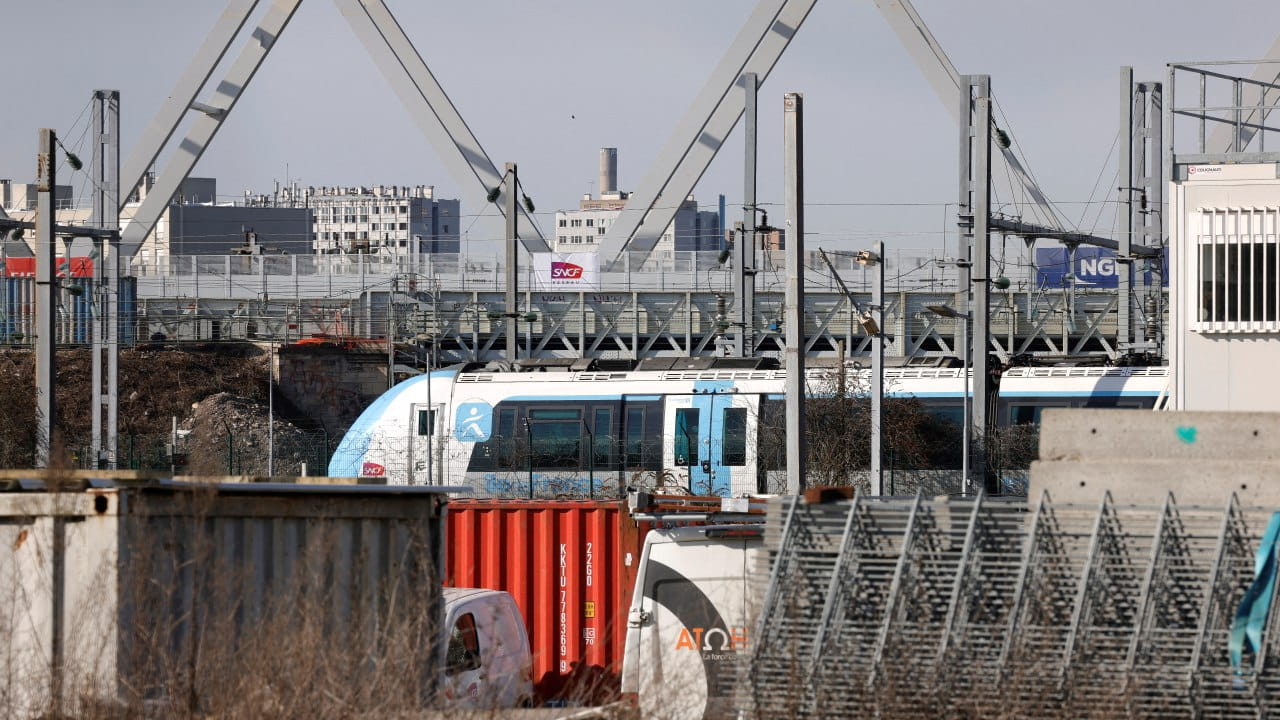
[408,401,442,484]
[716,393,758,497]
[662,394,701,492]
[619,395,664,488]
[662,384,757,497]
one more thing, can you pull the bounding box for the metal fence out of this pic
[128,248,1003,298]
[744,490,1280,718]
[70,428,336,477]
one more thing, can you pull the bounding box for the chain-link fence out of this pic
[70,428,337,477]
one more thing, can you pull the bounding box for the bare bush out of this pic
[753,371,967,494]
[0,484,453,719]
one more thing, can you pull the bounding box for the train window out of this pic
[675,408,700,466]
[625,407,646,469]
[416,408,437,436]
[758,399,785,471]
[466,441,493,471]
[1010,405,1039,425]
[722,408,747,467]
[1084,397,1142,409]
[643,406,663,470]
[1009,404,1067,425]
[529,409,581,469]
[496,408,517,468]
[928,405,964,426]
[592,408,613,468]
[529,409,580,420]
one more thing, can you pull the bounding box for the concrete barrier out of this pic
[1030,408,1280,506]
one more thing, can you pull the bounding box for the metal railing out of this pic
[126,249,1022,297]
[1170,59,1280,158]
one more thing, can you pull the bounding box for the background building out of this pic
[1,179,73,211]
[148,203,311,257]
[553,148,722,259]
[260,184,459,255]
[5,175,312,263]
[128,176,311,261]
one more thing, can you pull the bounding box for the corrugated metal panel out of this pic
[0,276,139,346]
[445,499,646,703]
[0,482,448,715]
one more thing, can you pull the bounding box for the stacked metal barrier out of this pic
[743,491,1280,718]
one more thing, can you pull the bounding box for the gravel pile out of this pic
[182,393,325,476]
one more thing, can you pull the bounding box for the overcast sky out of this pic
[2,0,1277,255]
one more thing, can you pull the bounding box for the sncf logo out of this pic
[361,461,385,477]
[551,261,584,279]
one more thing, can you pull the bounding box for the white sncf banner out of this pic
[532,252,599,289]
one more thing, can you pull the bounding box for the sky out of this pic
[2,0,1278,256]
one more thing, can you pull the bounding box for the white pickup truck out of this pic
[620,525,765,720]
[440,588,535,709]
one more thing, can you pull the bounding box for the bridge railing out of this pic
[128,249,1023,297]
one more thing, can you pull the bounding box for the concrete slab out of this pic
[1031,408,1280,507]
[1030,459,1280,508]
[1037,409,1280,462]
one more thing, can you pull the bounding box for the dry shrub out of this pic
[0,484,458,719]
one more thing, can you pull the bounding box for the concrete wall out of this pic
[1171,162,1280,410]
[276,345,389,434]
[1030,408,1280,507]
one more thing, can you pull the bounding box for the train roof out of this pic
[453,365,1169,385]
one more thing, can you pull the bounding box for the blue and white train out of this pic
[327,364,1169,497]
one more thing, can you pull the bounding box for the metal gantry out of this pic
[35,130,57,467]
[1120,68,1165,356]
[90,90,121,469]
[783,92,806,496]
[958,75,994,493]
[744,492,1280,718]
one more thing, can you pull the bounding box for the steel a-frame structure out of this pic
[118,0,551,261]
[125,0,1142,268]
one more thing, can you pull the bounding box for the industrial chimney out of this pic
[599,148,618,196]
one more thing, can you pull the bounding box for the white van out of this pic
[620,525,764,720]
[440,588,534,708]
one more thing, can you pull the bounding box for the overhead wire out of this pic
[1086,165,1122,239]
[993,98,1075,230]
[1077,130,1120,229]
[54,97,93,178]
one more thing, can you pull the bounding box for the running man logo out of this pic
[674,626,749,652]
[453,400,494,442]
[550,261,584,280]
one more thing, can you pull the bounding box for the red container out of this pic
[445,499,647,703]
